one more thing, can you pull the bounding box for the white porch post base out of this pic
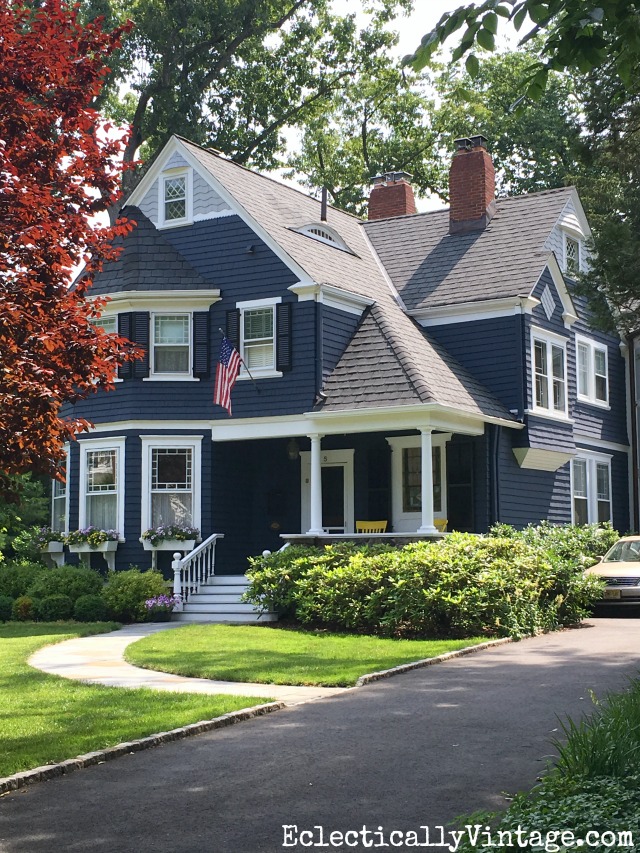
[306,433,325,534]
[417,427,437,535]
[172,553,184,611]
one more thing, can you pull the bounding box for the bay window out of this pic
[79,438,125,535]
[141,437,202,533]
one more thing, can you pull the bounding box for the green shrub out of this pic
[12,595,34,621]
[245,533,603,639]
[490,521,619,566]
[34,595,74,622]
[102,567,167,622]
[0,595,13,622]
[0,560,47,599]
[26,565,102,604]
[73,594,110,622]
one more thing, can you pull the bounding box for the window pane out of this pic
[155,347,190,373]
[92,316,116,334]
[153,449,191,490]
[244,309,273,341]
[594,349,608,401]
[566,238,579,274]
[87,493,117,529]
[597,501,611,523]
[596,463,610,500]
[574,496,588,525]
[245,343,274,370]
[87,450,116,492]
[155,315,189,345]
[534,340,546,374]
[164,176,186,221]
[432,445,442,513]
[402,448,421,512]
[551,345,564,379]
[572,460,587,497]
[577,343,589,396]
[151,493,193,527]
[534,340,548,408]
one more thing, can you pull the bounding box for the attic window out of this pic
[295,223,350,252]
[564,235,581,276]
[160,169,191,226]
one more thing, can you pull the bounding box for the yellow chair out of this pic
[434,518,448,532]
[355,520,388,533]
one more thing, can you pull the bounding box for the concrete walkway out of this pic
[28,623,348,705]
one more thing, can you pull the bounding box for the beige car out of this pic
[585,536,640,604]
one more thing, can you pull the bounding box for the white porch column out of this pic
[307,433,325,534]
[417,428,437,534]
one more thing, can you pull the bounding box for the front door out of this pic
[300,449,354,534]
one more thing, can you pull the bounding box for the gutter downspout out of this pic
[628,334,639,531]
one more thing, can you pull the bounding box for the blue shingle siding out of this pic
[427,316,523,412]
[498,431,572,528]
[610,449,631,533]
[321,305,361,383]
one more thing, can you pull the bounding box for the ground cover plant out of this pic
[125,623,487,687]
[452,679,640,851]
[0,623,271,778]
[244,532,605,639]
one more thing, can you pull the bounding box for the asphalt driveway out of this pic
[1,618,640,853]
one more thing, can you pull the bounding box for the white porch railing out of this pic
[172,533,224,609]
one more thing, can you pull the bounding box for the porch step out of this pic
[173,574,276,624]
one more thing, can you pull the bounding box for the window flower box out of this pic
[66,528,120,571]
[40,540,65,568]
[141,538,196,553]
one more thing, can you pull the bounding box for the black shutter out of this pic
[193,311,210,377]
[117,313,133,379]
[276,302,292,372]
[226,309,240,349]
[133,311,150,378]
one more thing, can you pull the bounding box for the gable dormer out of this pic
[133,145,233,229]
[545,192,590,278]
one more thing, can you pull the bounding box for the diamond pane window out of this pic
[151,448,193,526]
[163,176,187,222]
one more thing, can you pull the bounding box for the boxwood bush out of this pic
[74,594,110,623]
[0,595,13,622]
[34,594,74,622]
[26,565,103,604]
[245,532,605,639]
[0,560,47,600]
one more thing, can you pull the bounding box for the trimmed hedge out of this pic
[34,594,74,622]
[0,561,46,600]
[26,565,102,604]
[245,531,605,639]
[74,594,110,622]
[102,568,167,622]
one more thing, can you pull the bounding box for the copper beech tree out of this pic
[0,0,137,496]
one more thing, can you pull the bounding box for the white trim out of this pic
[300,448,355,534]
[575,334,609,407]
[237,297,281,378]
[97,291,220,312]
[573,433,630,454]
[236,296,282,310]
[530,326,569,418]
[563,232,582,276]
[192,210,236,222]
[512,447,574,471]
[525,409,575,425]
[288,282,372,316]
[413,296,540,327]
[158,167,193,229]
[386,434,450,532]
[543,255,579,327]
[78,437,126,539]
[140,436,202,535]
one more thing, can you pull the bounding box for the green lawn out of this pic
[0,623,272,778]
[125,624,488,687]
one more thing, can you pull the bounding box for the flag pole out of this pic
[218,328,261,393]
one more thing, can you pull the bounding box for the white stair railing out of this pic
[172,533,224,609]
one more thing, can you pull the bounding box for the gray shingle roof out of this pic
[90,207,214,296]
[177,139,517,424]
[362,188,573,312]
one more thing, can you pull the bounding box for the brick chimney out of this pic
[449,135,496,234]
[368,171,417,221]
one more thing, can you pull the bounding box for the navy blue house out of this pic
[55,134,630,618]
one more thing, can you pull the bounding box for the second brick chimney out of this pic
[368,171,417,221]
[449,135,496,234]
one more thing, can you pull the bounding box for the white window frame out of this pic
[386,434,450,533]
[237,297,282,380]
[575,335,609,408]
[531,327,569,419]
[563,233,582,276]
[51,445,70,534]
[141,437,202,535]
[570,451,612,525]
[149,312,195,380]
[78,437,126,538]
[158,168,192,228]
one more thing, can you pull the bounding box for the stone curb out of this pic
[355,637,514,686]
[0,701,284,796]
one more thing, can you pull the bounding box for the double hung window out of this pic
[401,446,442,514]
[532,330,567,417]
[151,448,193,527]
[80,439,125,534]
[571,455,611,524]
[576,338,608,406]
[152,314,191,375]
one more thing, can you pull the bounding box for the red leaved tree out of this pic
[0,0,137,495]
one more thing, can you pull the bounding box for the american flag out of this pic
[214,336,241,415]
